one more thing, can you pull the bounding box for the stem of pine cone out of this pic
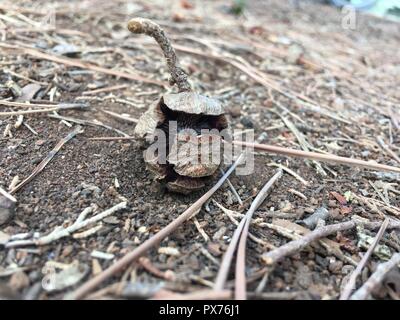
[128,18,191,92]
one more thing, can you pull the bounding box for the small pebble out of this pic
[91,250,115,260]
[328,259,343,274]
[158,247,180,256]
[0,196,16,226]
[240,116,254,128]
[228,105,241,117]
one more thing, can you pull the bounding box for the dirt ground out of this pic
[0,0,399,300]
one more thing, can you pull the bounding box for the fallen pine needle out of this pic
[268,162,309,186]
[0,100,88,109]
[233,140,400,173]
[138,257,175,281]
[171,43,350,124]
[0,186,17,202]
[88,136,135,141]
[220,168,243,205]
[350,252,400,300]
[340,218,390,300]
[86,136,400,174]
[235,169,282,300]
[376,136,400,164]
[48,114,129,137]
[9,125,83,194]
[82,84,129,95]
[0,43,166,88]
[0,104,88,117]
[68,153,245,300]
[101,109,138,123]
[213,169,282,297]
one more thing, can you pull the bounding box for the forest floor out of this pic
[0,0,399,300]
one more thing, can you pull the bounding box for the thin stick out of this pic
[85,136,400,173]
[350,253,400,300]
[278,113,327,176]
[213,200,274,248]
[3,69,48,85]
[0,105,86,116]
[233,140,400,173]
[88,136,134,141]
[261,218,400,266]
[0,186,17,202]
[0,43,165,88]
[9,126,83,194]
[127,18,191,92]
[171,44,350,124]
[268,162,309,186]
[235,169,282,300]
[213,170,282,293]
[340,218,390,300]
[101,109,138,123]
[0,100,87,109]
[220,168,243,205]
[262,221,355,265]
[23,122,38,135]
[5,202,127,248]
[376,137,400,164]
[48,114,129,137]
[82,84,129,95]
[69,154,245,300]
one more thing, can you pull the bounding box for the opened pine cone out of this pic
[128,18,230,194]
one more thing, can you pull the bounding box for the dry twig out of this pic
[0,43,165,87]
[350,253,400,300]
[376,137,400,164]
[0,103,87,117]
[235,170,283,299]
[86,136,400,173]
[340,219,390,300]
[213,170,282,297]
[262,217,400,266]
[48,114,129,137]
[233,140,400,173]
[82,84,129,96]
[0,100,87,109]
[0,186,17,203]
[9,125,83,194]
[5,202,127,247]
[101,109,138,123]
[128,18,191,92]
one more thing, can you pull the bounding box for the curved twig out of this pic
[128,18,191,92]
